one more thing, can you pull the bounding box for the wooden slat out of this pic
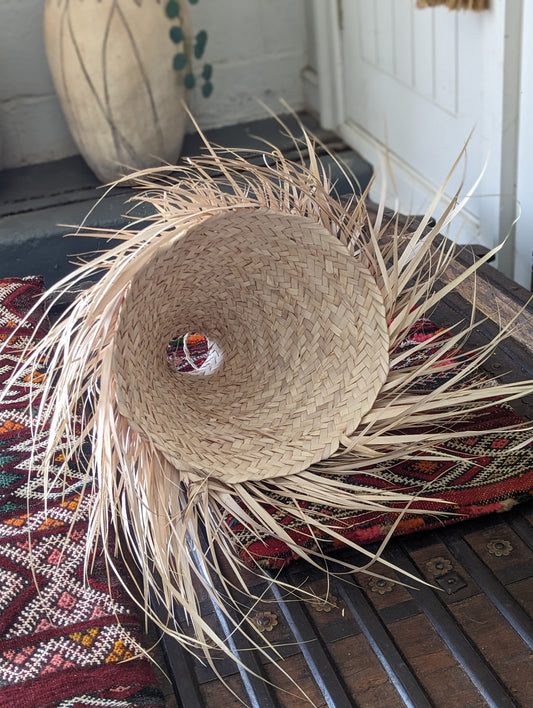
[328,634,404,707]
[188,544,280,708]
[463,517,533,587]
[446,593,533,706]
[439,247,533,357]
[263,652,332,708]
[158,630,206,708]
[384,614,487,707]
[509,513,533,551]
[200,674,249,708]
[387,545,519,708]
[441,529,533,651]
[270,580,356,708]
[334,580,433,708]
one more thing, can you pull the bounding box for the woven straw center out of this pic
[112,210,389,483]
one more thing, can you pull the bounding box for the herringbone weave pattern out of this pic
[113,211,389,483]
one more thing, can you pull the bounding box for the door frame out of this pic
[515,0,533,289]
[311,0,526,284]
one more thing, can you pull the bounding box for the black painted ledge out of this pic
[0,112,373,286]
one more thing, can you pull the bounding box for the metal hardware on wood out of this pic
[435,571,468,595]
[486,539,513,557]
[425,556,453,576]
[368,577,395,595]
[251,611,278,632]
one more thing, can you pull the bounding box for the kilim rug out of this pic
[170,324,533,570]
[0,277,165,708]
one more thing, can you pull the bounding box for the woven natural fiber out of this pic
[113,210,388,482]
[0,277,164,708]
[2,121,533,681]
[416,0,489,9]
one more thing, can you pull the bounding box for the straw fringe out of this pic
[2,123,533,686]
[416,0,489,9]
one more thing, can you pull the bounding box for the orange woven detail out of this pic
[4,514,28,528]
[70,628,100,647]
[38,517,64,531]
[0,420,24,433]
[106,641,133,663]
[0,333,18,345]
[395,518,426,534]
[413,459,443,474]
[23,371,46,384]
[185,333,207,346]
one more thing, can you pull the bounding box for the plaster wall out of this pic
[0,0,309,169]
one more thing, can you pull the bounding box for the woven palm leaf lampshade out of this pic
[113,210,389,482]
[4,126,533,669]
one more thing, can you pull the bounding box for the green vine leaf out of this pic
[165,0,180,19]
[164,0,213,97]
[173,53,187,71]
[202,81,213,98]
[184,73,196,89]
[170,26,184,44]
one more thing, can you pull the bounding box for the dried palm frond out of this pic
[416,0,489,9]
[2,121,533,689]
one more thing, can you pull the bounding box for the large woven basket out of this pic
[112,210,389,483]
[5,130,533,672]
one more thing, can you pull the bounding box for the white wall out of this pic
[0,0,78,168]
[187,0,309,129]
[0,0,309,170]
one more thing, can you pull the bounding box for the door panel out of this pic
[341,0,485,218]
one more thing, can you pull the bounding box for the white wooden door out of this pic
[342,0,484,214]
[312,0,523,282]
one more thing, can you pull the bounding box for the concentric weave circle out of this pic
[112,210,389,483]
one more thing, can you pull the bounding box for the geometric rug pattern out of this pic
[175,319,533,570]
[171,323,533,570]
[0,277,164,708]
[228,399,533,569]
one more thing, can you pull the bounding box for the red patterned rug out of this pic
[4,276,533,702]
[170,322,533,570]
[229,402,533,568]
[0,277,165,708]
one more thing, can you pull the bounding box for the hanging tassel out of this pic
[416,0,489,9]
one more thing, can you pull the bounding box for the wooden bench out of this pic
[2,116,531,707]
[155,238,533,708]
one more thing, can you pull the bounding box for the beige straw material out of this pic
[113,210,389,483]
[416,0,488,8]
[5,118,533,684]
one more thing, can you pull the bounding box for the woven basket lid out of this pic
[112,210,389,483]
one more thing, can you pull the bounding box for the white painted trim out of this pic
[340,120,483,246]
[515,0,533,290]
[310,0,344,130]
[477,0,523,279]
